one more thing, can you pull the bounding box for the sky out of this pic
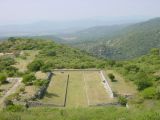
[0,0,160,25]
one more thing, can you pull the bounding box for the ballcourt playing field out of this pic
[41,70,114,107]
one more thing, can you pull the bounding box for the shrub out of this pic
[0,74,7,84]
[3,99,13,107]
[33,79,47,86]
[118,96,127,106]
[124,64,140,73]
[108,60,116,67]
[5,105,26,112]
[28,60,44,72]
[141,87,156,99]
[156,86,160,99]
[22,73,36,85]
[108,73,115,82]
[135,72,153,91]
[150,48,159,55]
[19,87,25,93]
[41,64,51,72]
[136,79,152,91]
[46,49,56,56]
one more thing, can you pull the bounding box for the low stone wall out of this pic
[27,101,64,107]
[53,69,101,71]
[64,74,69,107]
[32,72,53,100]
[89,102,121,107]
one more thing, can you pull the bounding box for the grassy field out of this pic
[35,71,47,80]
[84,71,113,105]
[20,85,39,101]
[41,72,68,106]
[105,70,137,96]
[1,106,160,120]
[41,70,114,107]
[66,71,88,107]
[14,50,39,72]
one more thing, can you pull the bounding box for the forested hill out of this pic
[108,17,160,59]
[0,38,107,69]
[62,17,160,60]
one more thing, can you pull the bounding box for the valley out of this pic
[0,29,159,120]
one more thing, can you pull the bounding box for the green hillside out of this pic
[0,38,160,120]
[0,38,106,71]
[65,18,160,60]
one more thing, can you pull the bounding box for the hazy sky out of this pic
[0,0,160,25]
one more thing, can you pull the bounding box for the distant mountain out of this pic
[63,17,160,60]
[0,16,149,38]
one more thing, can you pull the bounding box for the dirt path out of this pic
[0,78,22,105]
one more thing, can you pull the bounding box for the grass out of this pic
[14,50,39,72]
[105,70,137,96]
[41,70,114,107]
[84,71,113,105]
[41,72,68,106]
[66,71,88,107]
[39,71,114,108]
[35,71,46,80]
[1,106,160,120]
[20,85,38,100]
[0,80,17,96]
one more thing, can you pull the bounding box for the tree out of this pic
[28,60,44,72]
[135,72,152,91]
[8,37,16,42]
[125,64,140,73]
[108,60,116,67]
[108,73,115,82]
[46,49,56,56]
[0,74,7,84]
[22,73,36,85]
[136,79,152,91]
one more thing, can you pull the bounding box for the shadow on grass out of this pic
[45,92,59,98]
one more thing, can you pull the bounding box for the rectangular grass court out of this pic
[41,70,113,107]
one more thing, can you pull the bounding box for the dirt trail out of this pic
[0,78,22,105]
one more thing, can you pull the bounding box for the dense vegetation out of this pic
[109,48,160,101]
[0,38,107,71]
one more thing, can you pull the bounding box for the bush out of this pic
[28,60,44,72]
[156,86,160,99]
[0,74,7,84]
[3,99,13,107]
[124,64,140,73]
[136,79,152,91]
[118,96,127,106]
[108,60,116,67]
[135,72,153,91]
[46,49,56,56]
[22,73,36,85]
[19,87,25,93]
[33,79,47,86]
[141,87,156,99]
[150,48,159,55]
[5,105,26,112]
[108,73,115,82]
[41,64,51,72]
